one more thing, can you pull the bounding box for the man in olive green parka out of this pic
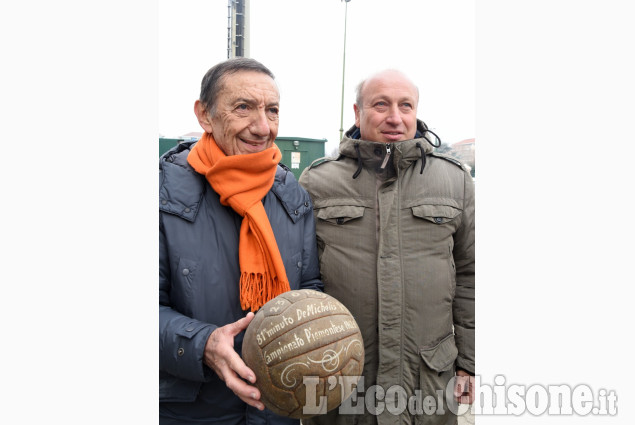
[299,70,475,425]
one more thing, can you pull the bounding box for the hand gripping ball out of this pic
[242,289,364,419]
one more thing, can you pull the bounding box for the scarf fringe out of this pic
[240,272,289,312]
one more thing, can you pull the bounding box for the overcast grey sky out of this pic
[158,0,475,154]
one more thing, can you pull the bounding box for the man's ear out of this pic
[194,100,213,133]
[353,103,361,128]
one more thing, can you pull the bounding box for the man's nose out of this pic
[250,109,270,136]
[385,105,403,125]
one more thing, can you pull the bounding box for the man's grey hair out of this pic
[355,80,365,107]
[199,57,275,116]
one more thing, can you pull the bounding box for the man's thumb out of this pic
[229,311,255,334]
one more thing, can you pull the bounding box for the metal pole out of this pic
[339,1,350,142]
[227,0,232,59]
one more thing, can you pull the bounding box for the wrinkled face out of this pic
[354,71,418,143]
[204,71,280,156]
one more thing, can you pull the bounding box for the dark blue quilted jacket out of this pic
[159,141,323,424]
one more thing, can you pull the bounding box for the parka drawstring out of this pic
[416,142,426,174]
[423,129,442,148]
[417,128,442,174]
[352,143,363,179]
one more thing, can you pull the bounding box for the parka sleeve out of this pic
[159,215,216,382]
[452,170,475,375]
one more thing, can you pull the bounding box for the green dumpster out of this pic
[275,136,327,181]
[159,138,184,157]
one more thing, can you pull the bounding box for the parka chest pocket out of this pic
[315,205,365,225]
[314,203,372,250]
[411,203,462,225]
[411,199,463,239]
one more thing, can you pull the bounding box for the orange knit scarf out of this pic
[187,133,290,312]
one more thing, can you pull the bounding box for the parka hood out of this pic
[339,119,441,178]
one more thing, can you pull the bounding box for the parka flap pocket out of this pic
[419,334,458,372]
[412,204,461,224]
[316,205,365,225]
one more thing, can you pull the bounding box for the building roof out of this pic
[452,138,475,147]
[180,131,203,139]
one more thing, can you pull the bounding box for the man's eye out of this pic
[236,104,248,110]
[373,102,388,110]
[268,107,279,115]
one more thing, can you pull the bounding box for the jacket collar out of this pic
[339,119,438,173]
[159,141,310,223]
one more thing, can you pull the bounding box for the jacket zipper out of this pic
[379,143,391,169]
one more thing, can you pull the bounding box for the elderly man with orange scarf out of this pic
[159,58,323,425]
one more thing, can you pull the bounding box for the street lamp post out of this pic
[339,0,351,142]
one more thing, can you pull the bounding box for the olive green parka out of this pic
[298,122,475,425]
